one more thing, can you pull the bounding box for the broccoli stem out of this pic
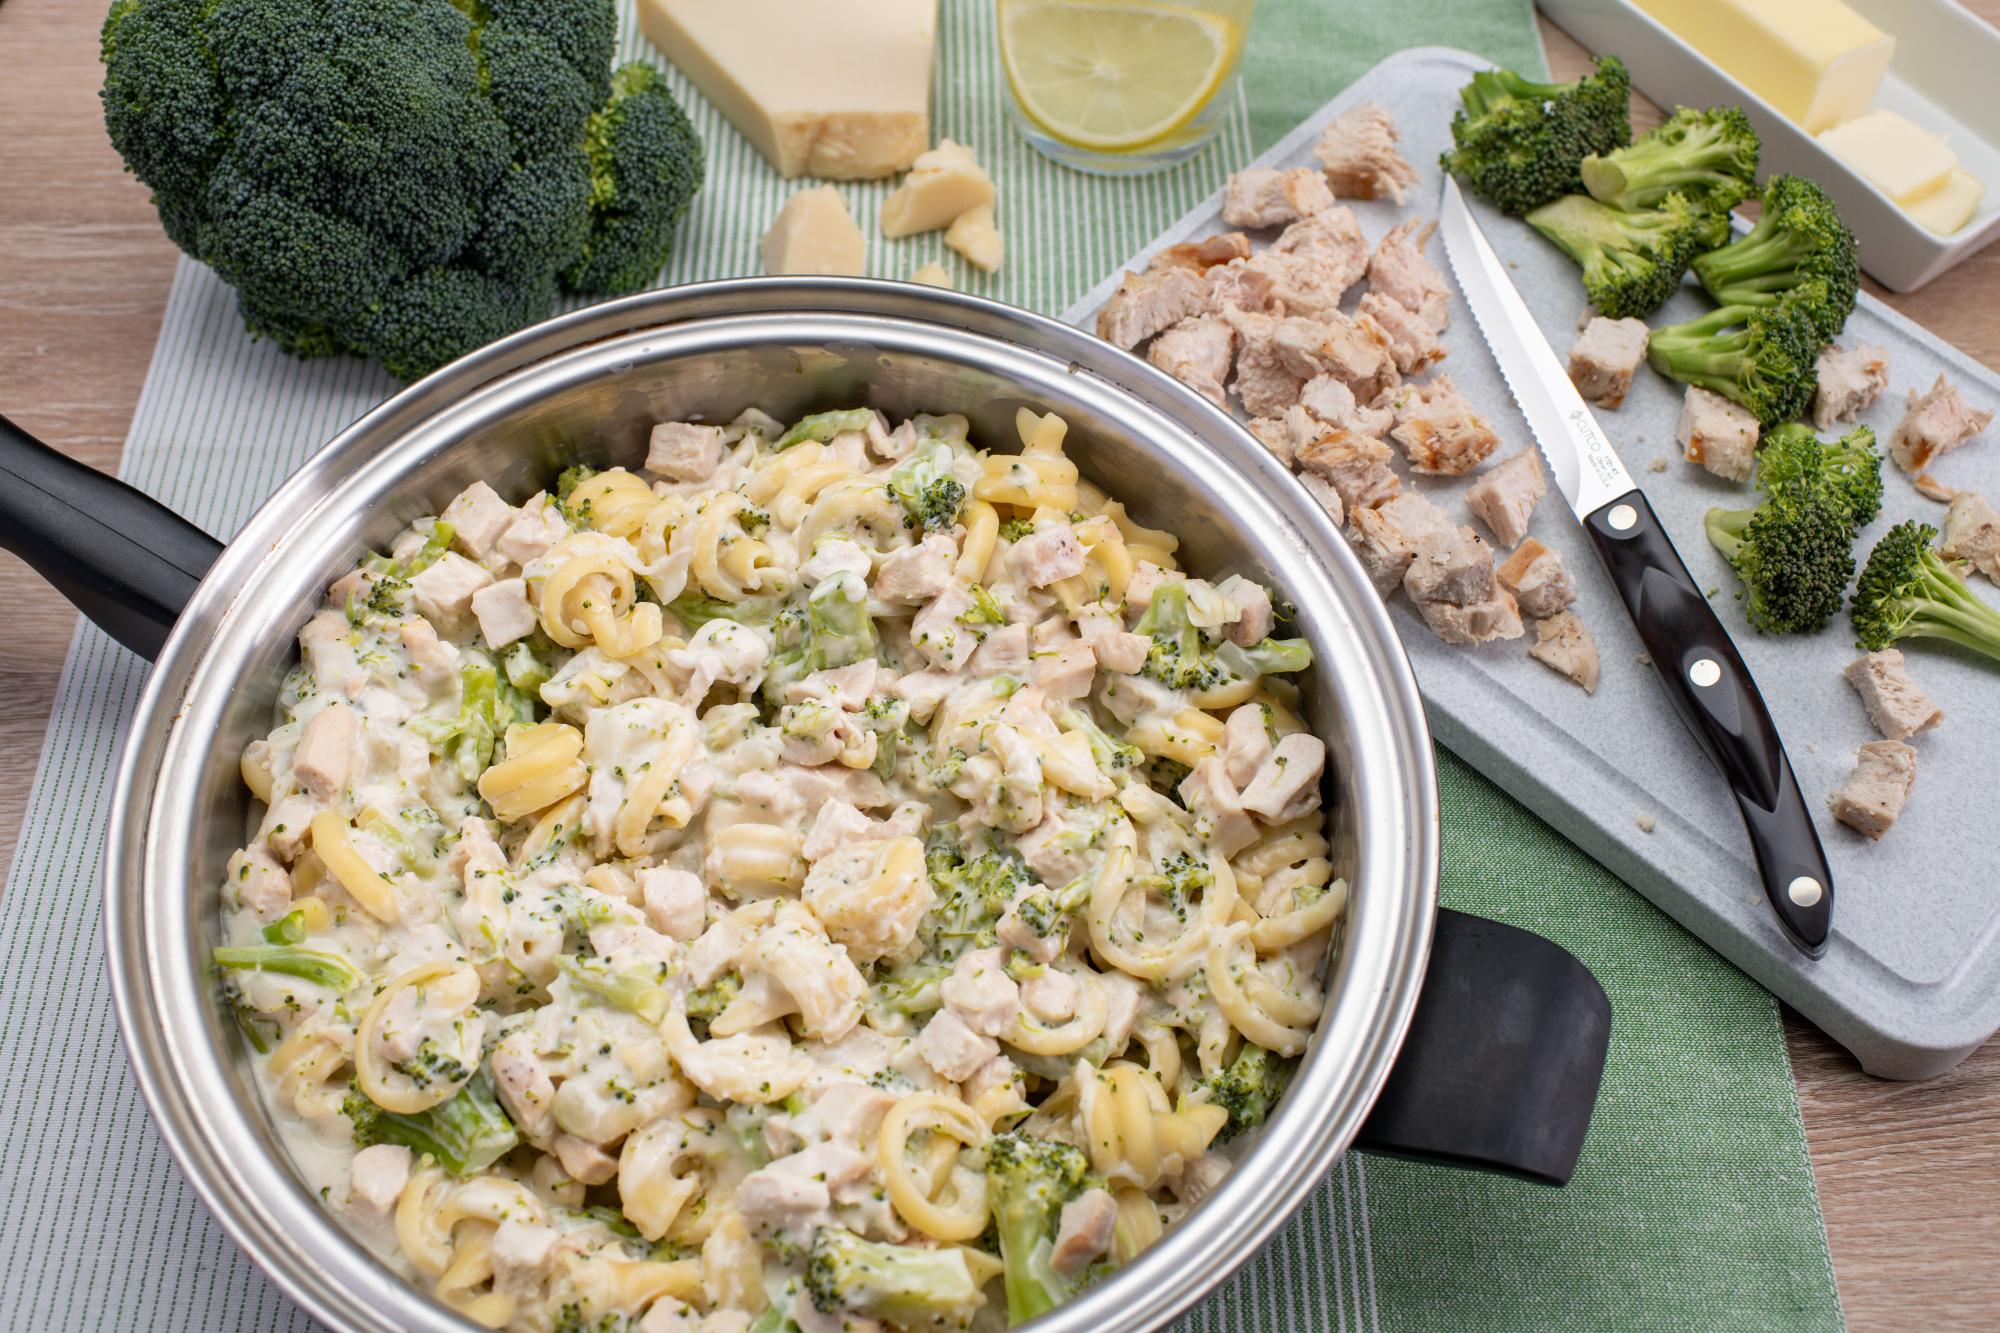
[558,955,670,1024]
[213,943,363,992]
[1898,562,2000,660]
[343,1073,519,1177]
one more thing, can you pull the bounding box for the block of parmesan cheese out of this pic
[1635,0,1894,134]
[761,187,865,276]
[637,0,935,180]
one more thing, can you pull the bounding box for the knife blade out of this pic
[1437,175,1835,959]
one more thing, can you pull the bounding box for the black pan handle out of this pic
[0,413,222,662]
[1582,488,1834,957]
[1353,909,1610,1185]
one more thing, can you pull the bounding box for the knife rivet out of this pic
[1788,876,1824,907]
[1608,503,1637,531]
[1689,658,1721,687]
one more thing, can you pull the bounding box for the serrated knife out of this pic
[1437,176,1834,958]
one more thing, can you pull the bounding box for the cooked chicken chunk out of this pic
[1830,740,1917,840]
[1225,310,1310,417]
[1154,231,1253,273]
[1528,610,1599,693]
[1246,404,1319,467]
[1890,374,1993,474]
[1567,317,1649,410]
[1148,314,1236,408]
[1297,472,1346,528]
[646,421,726,483]
[1843,649,1943,740]
[1386,376,1500,476]
[1296,429,1402,514]
[1309,312,1400,403]
[1809,343,1889,430]
[1941,491,2000,583]
[1913,473,1960,504]
[1203,258,1282,315]
[1222,167,1336,229]
[1358,291,1446,375]
[1403,523,1497,608]
[1096,266,1210,349]
[1413,589,1524,645]
[1050,1189,1119,1277]
[1298,373,1394,437]
[1465,450,1546,548]
[1365,219,1450,333]
[1243,207,1369,317]
[1345,493,1452,597]
[1311,102,1419,203]
[1677,385,1759,483]
[1496,537,1576,620]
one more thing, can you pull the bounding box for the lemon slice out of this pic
[1000,0,1240,153]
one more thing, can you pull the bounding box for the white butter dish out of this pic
[1538,0,2000,292]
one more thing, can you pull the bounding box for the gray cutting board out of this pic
[1064,47,2000,1079]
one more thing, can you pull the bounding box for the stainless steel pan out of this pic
[0,278,1610,1332]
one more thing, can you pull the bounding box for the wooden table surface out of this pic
[2,0,1995,1325]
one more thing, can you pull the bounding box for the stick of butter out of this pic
[1817,109,1956,203]
[1635,0,1894,134]
[637,0,936,180]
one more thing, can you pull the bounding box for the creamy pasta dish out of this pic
[216,404,1345,1333]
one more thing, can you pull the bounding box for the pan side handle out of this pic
[0,414,223,662]
[1352,909,1611,1185]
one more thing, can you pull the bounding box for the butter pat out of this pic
[881,140,995,238]
[637,0,935,179]
[1635,0,1894,134]
[1818,109,1955,202]
[945,205,1003,272]
[1904,170,1986,237]
[762,188,865,276]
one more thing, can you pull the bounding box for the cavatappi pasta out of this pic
[216,404,1345,1333]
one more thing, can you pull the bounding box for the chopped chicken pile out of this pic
[1095,104,1593,665]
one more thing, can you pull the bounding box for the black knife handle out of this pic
[1582,489,1834,958]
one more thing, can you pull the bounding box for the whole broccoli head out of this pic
[1581,104,1759,219]
[1704,486,1858,635]
[1441,55,1632,216]
[100,0,703,382]
[1691,175,1858,343]
[1850,522,2000,663]
[1645,289,1825,428]
[1524,191,1708,319]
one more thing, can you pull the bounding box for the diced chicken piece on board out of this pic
[1346,493,1452,597]
[1312,313,1400,404]
[1296,429,1402,514]
[1153,232,1252,273]
[1567,317,1650,410]
[1403,524,1497,608]
[1677,385,1759,483]
[946,204,1004,272]
[1528,610,1600,693]
[1941,491,2000,582]
[1891,374,1993,474]
[1222,167,1336,229]
[1225,311,1308,417]
[1243,208,1369,317]
[1842,649,1943,739]
[1365,219,1450,333]
[1297,472,1346,528]
[647,421,726,482]
[1148,314,1236,408]
[442,482,514,559]
[1465,450,1546,548]
[1830,740,1917,840]
[1496,537,1576,620]
[1358,291,1446,375]
[1809,343,1889,430]
[1246,404,1322,467]
[1299,374,1394,436]
[1312,102,1419,203]
[1387,376,1500,475]
[1097,266,1209,349]
[1913,473,1960,504]
[1203,259,1281,315]
[1414,589,1524,645]
[880,139,995,238]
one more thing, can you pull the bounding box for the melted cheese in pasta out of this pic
[217,406,1345,1332]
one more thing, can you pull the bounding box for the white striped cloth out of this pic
[0,3,1390,1327]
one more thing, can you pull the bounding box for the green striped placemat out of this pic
[0,1,1840,1328]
